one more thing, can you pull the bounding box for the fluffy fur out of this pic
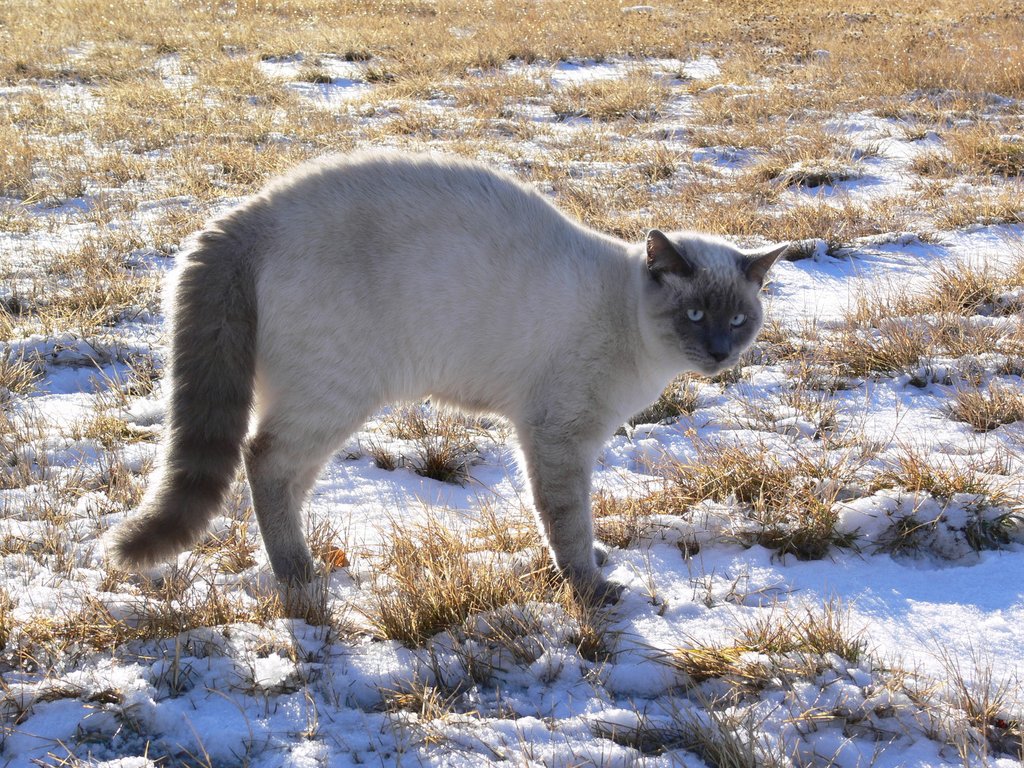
[109,151,785,601]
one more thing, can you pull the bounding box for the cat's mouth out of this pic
[700,357,737,376]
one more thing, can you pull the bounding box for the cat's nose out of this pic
[707,333,731,362]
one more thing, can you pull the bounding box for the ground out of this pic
[0,2,1022,766]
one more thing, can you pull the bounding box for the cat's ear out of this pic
[743,243,789,285]
[646,229,695,279]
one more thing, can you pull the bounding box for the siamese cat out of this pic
[109,151,786,603]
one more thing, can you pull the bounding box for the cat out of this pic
[109,151,786,603]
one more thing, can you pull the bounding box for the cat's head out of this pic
[639,229,787,377]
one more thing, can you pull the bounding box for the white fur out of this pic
[140,150,779,601]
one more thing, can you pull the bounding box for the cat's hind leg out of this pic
[243,392,375,618]
[243,392,374,584]
[243,426,332,585]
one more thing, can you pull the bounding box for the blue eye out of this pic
[731,313,746,327]
[687,309,704,322]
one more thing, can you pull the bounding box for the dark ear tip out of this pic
[646,231,697,278]
[744,242,788,284]
[645,228,667,263]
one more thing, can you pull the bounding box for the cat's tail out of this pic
[108,212,260,570]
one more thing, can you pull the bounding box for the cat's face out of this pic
[642,230,786,377]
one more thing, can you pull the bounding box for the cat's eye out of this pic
[687,309,704,322]
[730,313,747,327]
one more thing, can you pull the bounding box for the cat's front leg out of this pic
[516,423,622,604]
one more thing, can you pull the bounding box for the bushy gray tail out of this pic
[110,219,258,569]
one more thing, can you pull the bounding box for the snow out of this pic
[511,56,721,88]
[259,55,374,106]
[1,52,1023,767]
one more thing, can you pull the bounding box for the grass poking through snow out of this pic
[1,0,1023,764]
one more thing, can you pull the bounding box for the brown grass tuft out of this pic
[948,382,1024,432]
[365,515,560,647]
[636,439,863,560]
[874,447,1013,505]
[946,125,1024,178]
[671,599,866,692]
[550,71,670,122]
[0,354,40,402]
[376,404,485,484]
[0,121,34,198]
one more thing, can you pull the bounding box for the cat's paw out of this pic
[593,541,611,566]
[278,577,332,624]
[269,549,318,585]
[566,568,625,606]
[589,578,625,606]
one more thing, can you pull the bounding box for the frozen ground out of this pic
[1,54,1022,767]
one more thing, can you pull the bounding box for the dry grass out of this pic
[733,385,843,440]
[874,448,1010,503]
[909,128,1024,182]
[0,0,1015,257]
[307,517,352,572]
[193,519,260,575]
[672,599,867,695]
[550,70,670,122]
[66,412,144,450]
[371,404,485,483]
[909,149,957,180]
[13,581,284,669]
[949,383,1024,432]
[365,514,570,646]
[0,1,1014,92]
[944,125,1024,178]
[931,187,1024,230]
[455,73,551,117]
[801,253,1024,381]
[913,650,1024,761]
[819,303,1010,380]
[381,675,465,723]
[902,253,1024,317]
[662,186,913,254]
[468,503,540,554]
[0,121,33,198]
[742,601,866,665]
[361,509,616,665]
[692,85,808,149]
[0,230,161,336]
[639,439,862,560]
[161,141,315,202]
[670,602,1024,763]
[745,129,863,189]
[0,354,40,402]
[768,158,859,189]
[0,1,1023,762]
[870,448,1023,554]
[0,409,48,491]
[820,318,932,377]
[0,587,12,652]
[592,491,657,550]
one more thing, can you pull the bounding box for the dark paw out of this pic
[279,578,331,623]
[592,542,611,566]
[270,552,317,585]
[570,575,625,606]
[592,579,625,606]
